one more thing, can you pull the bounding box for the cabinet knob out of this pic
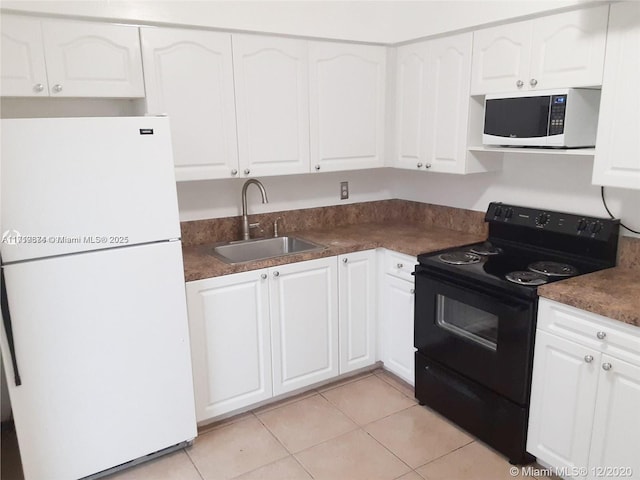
[529,78,538,87]
[596,331,607,340]
[52,84,63,93]
[342,258,348,263]
[602,362,612,371]
[273,271,280,277]
[410,288,415,294]
[231,169,238,176]
[425,164,432,169]
[396,263,403,268]
[584,355,594,363]
[516,80,524,88]
[417,163,423,168]
[244,169,250,175]
[314,164,321,171]
[260,273,267,280]
[33,83,45,93]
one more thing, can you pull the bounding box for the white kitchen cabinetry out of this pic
[185,270,272,422]
[186,256,339,420]
[141,28,239,181]
[270,257,339,395]
[338,250,377,374]
[528,299,640,478]
[471,6,609,94]
[592,2,640,190]
[309,42,386,172]
[1,15,144,98]
[395,33,498,174]
[232,35,310,177]
[379,251,417,385]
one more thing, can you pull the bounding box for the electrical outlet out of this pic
[340,181,349,200]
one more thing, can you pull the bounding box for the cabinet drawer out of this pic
[538,299,640,367]
[383,250,417,282]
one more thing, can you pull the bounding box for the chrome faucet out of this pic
[241,179,269,240]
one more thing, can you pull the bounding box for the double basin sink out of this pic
[210,236,325,264]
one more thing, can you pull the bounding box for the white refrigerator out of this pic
[0,117,197,480]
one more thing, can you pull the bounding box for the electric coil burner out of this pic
[413,202,620,465]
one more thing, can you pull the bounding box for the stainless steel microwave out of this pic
[483,88,601,148]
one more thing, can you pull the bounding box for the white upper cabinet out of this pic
[1,15,144,98]
[394,42,429,170]
[309,42,386,173]
[471,6,609,94]
[592,2,640,190]
[232,35,310,177]
[423,33,473,173]
[141,28,239,181]
[1,15,49,96]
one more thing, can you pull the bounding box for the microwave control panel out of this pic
[548,95,567,136]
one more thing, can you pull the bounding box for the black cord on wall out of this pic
[600,186,640,234]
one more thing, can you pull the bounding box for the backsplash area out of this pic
[180,199,487,247]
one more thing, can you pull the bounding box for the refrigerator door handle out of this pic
[0,260,22,386]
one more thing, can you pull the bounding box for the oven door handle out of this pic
[414,269,532,312]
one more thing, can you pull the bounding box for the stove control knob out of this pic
[535,213,550,227]
[577,218,588,232]
[591,221,603,234]
[504,208,514,219]
[494,206,503,218]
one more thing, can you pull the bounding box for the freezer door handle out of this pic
[0,260,22,386]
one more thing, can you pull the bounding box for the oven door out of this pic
[414,268,536,405]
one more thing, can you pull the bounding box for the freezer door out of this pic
[0,241,196,480]
[1,116,181,263]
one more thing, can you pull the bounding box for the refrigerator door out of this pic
[0,241,196,480]
[0,116,181,263]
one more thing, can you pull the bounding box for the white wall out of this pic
[1,0,586,44]
[389,153,640,238]
[176,169,392,221]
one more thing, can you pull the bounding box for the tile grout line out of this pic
[411,438,477,473]
[359,427,415,476]
[184,446,207,480]
[373,371,417,400]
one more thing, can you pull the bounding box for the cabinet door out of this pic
[588,355,640,479]
[233,35,310,177]
[380,274,416,385]
[338,250,377,374]
[593,3,640,190]
[0,15,49,97]
[186,271,272,421]
[529,6,608,90]
[141,28,239,181]
[527,330,599,471]
[394,42,429,171]
[471,21,532,95]
[423,33,472,174]
[41,19,144,97]
[309,42,386,172]
[270,257,339,395]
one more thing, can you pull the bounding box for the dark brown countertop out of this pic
[538,267,640,327]
[182,221,485,282]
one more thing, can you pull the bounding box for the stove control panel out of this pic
[485,202,620,239]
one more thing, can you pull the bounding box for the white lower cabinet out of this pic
[379,251,417,385]
[186,256,339,421]
[270,257,339,396]
[185,269,272,422]
[338,250,377,374]
[528,299,640,479]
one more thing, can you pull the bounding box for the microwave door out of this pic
[483,96,551,146]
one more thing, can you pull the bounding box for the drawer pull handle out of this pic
[584,355,593,363]
[396,263,403,268]
[342,258,348,263]
[273,271,279,277]
[596,331,607,340]
[410,288,415,294]
[602,362,612,371]
[260,273,267,280]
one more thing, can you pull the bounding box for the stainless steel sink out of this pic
[210,236,325,264]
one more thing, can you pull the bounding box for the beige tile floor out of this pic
[1,369,555,480]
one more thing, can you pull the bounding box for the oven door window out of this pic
[435,294,498,351]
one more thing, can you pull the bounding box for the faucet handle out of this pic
[273,217,283,237]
